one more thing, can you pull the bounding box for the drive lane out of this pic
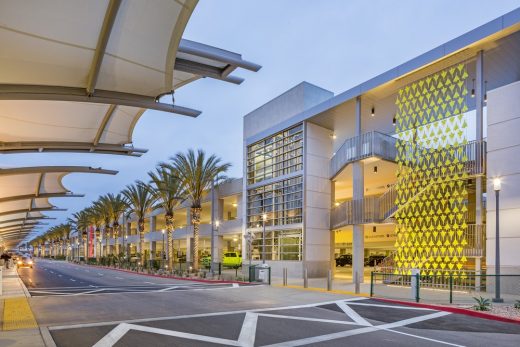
[18,259,238,296]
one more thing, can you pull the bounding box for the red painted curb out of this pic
[76,262,252,285]
[373,297,520,325]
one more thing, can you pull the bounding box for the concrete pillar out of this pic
[330,182,336,276]
[475,257,482,290]
[353,96,365,284]
[150,215,156,232]
[475,50,484,228]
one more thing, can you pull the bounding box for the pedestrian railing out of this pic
[330,131,398,179]
[370,271,520,304]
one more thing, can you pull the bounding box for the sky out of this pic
[7,0,520,243]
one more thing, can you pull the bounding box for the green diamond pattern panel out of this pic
[394,63,470,277]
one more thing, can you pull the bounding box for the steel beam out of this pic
[0,217,53,226]
[0,208,66,218]
[0,193,84,203]
[178,39,262,72]
[0,141,147,156]
[174,58,244,84]
[86,0,122,95]
[0,166,118,176]
[0,84,201,117]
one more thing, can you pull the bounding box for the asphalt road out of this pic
[48,298,520,347]
[18,259,240,296]
[19,260,520,347]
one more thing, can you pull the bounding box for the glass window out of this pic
[246,176,303,228]
[250,229,303,261]
[247,123,303,184]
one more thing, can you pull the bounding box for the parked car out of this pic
[365,255,386,266]
[335,254,352,267]
[17,256,33,269]
[222,252,242,268]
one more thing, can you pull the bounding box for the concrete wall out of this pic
[486,80,520,293]
[244,82,333,140]
[304,122,333,277]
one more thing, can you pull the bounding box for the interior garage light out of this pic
[371,107,375,117]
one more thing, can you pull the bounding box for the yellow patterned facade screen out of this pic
[394,63,470,277]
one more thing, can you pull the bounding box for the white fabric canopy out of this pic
[0,167,116,247]
[0,1,260,156]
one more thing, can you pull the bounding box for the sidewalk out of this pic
[271,275,520,305]
[0,266,47,347]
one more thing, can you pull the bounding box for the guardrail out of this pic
[330,131,398,179]
[370,272,520,304]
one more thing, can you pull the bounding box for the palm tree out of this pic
[164,149,230,271]
[68,210,90,260]
[93,196,113,256]
[85,206,103,259]
[106,193,127,256]
[147,167,186,269]
[122,182,156,264]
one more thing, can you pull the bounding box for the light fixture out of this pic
[215,220,220,228]
[161,229,165,234]
[335,202,340,207]
[232,203,237,207]
[392,116,396,126]
[471,78,475,98]
[233,238,238,242]
[262,213,267,222]
[332,134,337,139]
[371,107,375,117]
[373,166,378,173]
[493,177,501,192]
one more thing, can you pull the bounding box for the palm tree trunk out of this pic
[191,207,201,271]
[138,219,145,264]
[166,214,174,270]
[114,224,119,255]
[105,227,110,257]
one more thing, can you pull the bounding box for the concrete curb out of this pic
[40,326,57,347]
[274,284,370,297]
[16,268,32,298]
[373,297,520,324]
[77,263,253,286]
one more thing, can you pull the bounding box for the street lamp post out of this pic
[492,178,503,303]
[262,213,267,264]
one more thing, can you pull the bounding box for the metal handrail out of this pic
[330,131,398,178]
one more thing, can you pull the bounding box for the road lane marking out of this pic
[93,323,241,347]
[157,286,178,292]
[336,301,372,326]
[50,298,367,330]
[115,277,123,280]
[70,279,76,282]
[263,311,453,347]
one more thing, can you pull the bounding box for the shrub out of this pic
[514,300,520,309]
[473,296,491,311]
